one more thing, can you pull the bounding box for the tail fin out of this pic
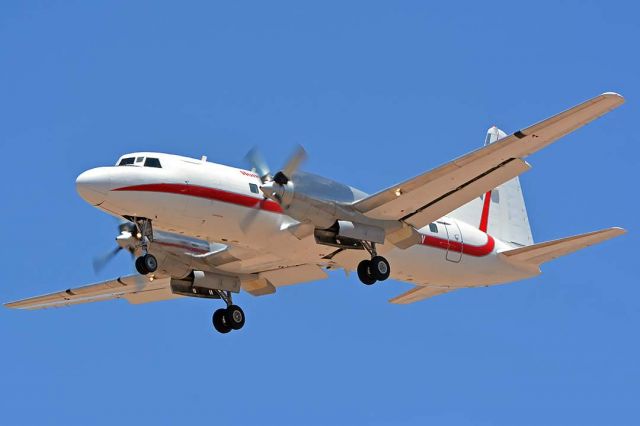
[449,126,534,246]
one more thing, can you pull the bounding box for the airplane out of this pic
[5,92,627,334]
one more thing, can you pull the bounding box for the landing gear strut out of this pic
[131,217,158,275]
[357,242,391,285]
[212,290,245,334]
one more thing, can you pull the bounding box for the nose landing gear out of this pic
[357,242,391,285]
[129,217,158,276]
[211,290,245,334]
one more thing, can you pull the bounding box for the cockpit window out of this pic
[135,157,144,163]
[144,157,162,168]
[118,157,135,166]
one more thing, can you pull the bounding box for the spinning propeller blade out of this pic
[92,246,123,273]
[276,145,307,184]
[245,148,271,183]
[92,221,138,274]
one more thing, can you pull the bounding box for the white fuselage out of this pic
[77,152,538,290]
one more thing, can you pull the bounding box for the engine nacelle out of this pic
[148,250,193,279]
[336,220,385,244]
[270,182,338,229]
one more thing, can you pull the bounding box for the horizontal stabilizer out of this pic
[389,285,454,304]
[499,227,626,266]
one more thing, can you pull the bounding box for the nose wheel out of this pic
[357,242,391,285]
[211,290,245,334]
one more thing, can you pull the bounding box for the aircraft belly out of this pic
[383,244,535,287]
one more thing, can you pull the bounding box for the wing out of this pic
[5,275,180,310]
[242,264,328,296]
[354,92,624,230]
[389,285,455,304]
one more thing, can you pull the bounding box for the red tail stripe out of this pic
[479,190,492,233]
[112,183,284,213]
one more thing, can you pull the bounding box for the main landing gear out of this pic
[357,242,391,285]
[135,253,158,275]
[131,217,158,275]
[212,290,245,334]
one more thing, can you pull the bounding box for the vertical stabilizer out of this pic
[449,127,534,246]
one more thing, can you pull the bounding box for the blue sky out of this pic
[1,1,638,425]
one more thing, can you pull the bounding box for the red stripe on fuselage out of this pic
[113,183,495,256]
[479,190,491,233]
[112,183,283,213]
[420,233,495,257]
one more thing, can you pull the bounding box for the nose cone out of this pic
[76,168,112,205]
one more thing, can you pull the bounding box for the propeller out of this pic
[245,145,306,198]
[242,145,307,229]
[92,221,137,273]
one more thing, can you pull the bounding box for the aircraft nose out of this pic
[76,168,112,205]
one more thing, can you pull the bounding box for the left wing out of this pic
[5,275,180,310]
[354,92,624,231]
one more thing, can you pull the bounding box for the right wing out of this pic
[5,275,180,310]
[389,285,455,304]
[355,92,624,231]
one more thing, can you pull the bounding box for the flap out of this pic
[259,264,328,287]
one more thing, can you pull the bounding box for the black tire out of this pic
[212,308,231,334]
[357,260,377,285]
[225,305,245,330]
[135,257,148,275]
[370,256,391,281]
[142,254,158,273]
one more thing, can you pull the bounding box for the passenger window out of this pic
[135,157,144,163]
[144,158,162,168]
[118,157,135,166]
[249,183,259,194]
[429,223,438,233]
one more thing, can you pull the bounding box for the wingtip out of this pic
[609,226,627,236]
[601,91,625,104]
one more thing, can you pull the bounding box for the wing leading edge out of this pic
[354,92,624,230]
[5,275,180,310]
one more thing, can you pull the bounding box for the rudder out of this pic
[449,126,534,247]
